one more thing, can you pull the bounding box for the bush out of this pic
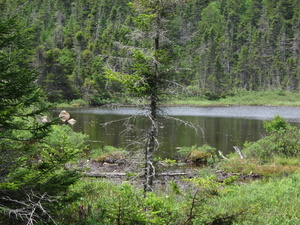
[70,99,89,107]
[243,116,300,163]
[62,180,184,225]
[263,115,288,132]
[42,124,89,153]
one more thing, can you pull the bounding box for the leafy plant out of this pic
[162,158,177,166]
[243,116,300,163]
[263,115,288,132]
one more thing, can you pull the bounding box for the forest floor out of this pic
[76,158,262,189]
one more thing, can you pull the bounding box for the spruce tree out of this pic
[0,15,81,225]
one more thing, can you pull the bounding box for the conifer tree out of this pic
[0,14,81,225]
[119,0,187,192]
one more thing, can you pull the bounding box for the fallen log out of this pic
[157,172,188,176]
[84,172,126,177]
[84,172,188,178]
[218,151,229,160]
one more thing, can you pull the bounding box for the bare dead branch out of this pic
[233,146,246,159]
[0,191,58,225]
[218,151,229,160]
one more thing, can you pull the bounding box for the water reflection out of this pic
[52,106,300,158]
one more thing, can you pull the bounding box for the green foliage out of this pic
[169,90,300,106]
[108,183,146,224]
[62,179,185,224]
[5,124,86,197]
[61,172,300,225]
[169,179,182,195]
[208,173,300,224]
[132,13,157,31]
[0,15,85,221]
[187,175,222,196]
[221,116,300,177]
[161,158,177,166]
[70,99,89,107]
[62,181,147,225]
[42,124,89,152]
[263,115,288,132]
[243,116,300,163]
[104,68,150,97]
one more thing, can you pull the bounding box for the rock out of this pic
[59,110,70,122]
[38,116,49,123]
[68,118,76,125]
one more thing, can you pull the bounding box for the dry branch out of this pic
[233,146,246,159]
[218,151,229,160]
[0,191,58,225]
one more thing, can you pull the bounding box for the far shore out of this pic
[53,90,300,108]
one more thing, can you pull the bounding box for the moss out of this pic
[95,151,126,164]
[188,150,212,165]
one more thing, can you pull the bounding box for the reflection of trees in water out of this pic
[64,110,288,157]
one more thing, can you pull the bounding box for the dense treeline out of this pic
[3,0,300,103]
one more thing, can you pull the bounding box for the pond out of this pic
[53,106,300,159]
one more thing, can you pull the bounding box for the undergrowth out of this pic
[57,115,300,224]
[59,172,300,224]
[220,116,300,177]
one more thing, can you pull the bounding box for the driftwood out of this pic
[157,172,188,176]
[218,151,229,160]
[84,172,188,178]
[233,146,246,159]
[84,172,127,177]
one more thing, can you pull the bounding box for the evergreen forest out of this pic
[3,0,300,104]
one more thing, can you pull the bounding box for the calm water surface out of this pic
[54,106,300,158]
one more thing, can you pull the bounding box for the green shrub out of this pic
[243,117,300,163]
[42,124,89,153]
[264,115,288,132]
[70,99,89,107]
[161,158,177,166]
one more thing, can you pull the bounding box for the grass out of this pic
[166,90,300,106]
[220,157,300,177]
[52,91,300,108]
[60,172,300,224]
[208,173,300,224]
[54,99,89,108]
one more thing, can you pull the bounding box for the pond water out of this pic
[53,106,300,159]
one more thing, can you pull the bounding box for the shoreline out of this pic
[53,90,300,108]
